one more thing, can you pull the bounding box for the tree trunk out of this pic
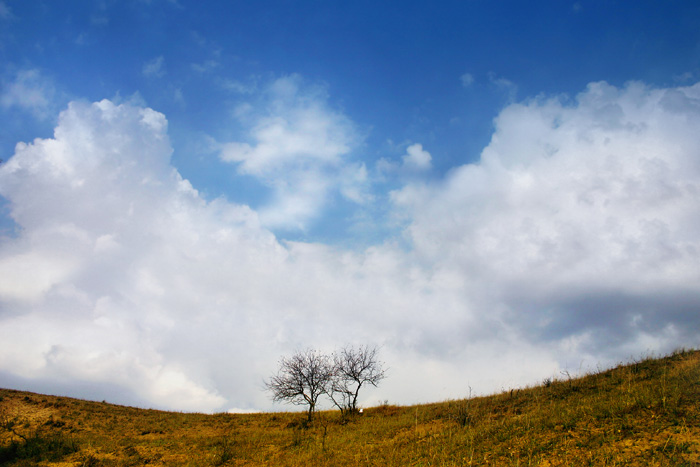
[307,403,315,423]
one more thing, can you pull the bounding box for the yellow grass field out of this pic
[1,349,699,466]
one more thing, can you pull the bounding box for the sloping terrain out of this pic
[1,349,699,466]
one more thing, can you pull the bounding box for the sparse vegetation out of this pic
[1,349,699,466]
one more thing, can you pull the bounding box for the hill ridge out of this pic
[2,349,699,466]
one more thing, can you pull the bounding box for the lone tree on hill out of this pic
[329,344,386,415]
[265,348,334,423]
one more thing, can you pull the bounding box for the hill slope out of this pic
[1,349,699,466]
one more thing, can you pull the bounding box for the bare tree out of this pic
[329,345,386,415]
[265,349,334,423]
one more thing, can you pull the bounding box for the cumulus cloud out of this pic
[0,99,272,411]
[1,79,699,414]
[219,75,367,230]
[402,143,432,171]
[394,80,700,359]
[376,142,433,178]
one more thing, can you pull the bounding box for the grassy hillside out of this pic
[1,349,699,466]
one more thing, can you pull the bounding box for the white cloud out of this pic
[1,79,699,414]
[219,75,367,230]
[0,251,78,302]
[375,142,433,178]
[220,78,257,94]
[173,87,185,105]
[488,72,518,101]
[220,76,354,175]
[0,99,272,411]
[402,143,432,170]
[0,97,544,412]
[339,163,372,203]
[191,59,220,74]
[394,80,700,357]
[1,69,55,119]
[460,72,474,87]
[674,71,695,83]
[142,56,166,78]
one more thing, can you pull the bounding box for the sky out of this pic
[0,0,699,413]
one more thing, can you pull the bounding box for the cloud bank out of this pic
[0,80,699,412]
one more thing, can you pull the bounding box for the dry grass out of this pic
[1,348,699,466]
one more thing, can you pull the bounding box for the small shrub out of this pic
[286,417,311,430]
[213,436,236,465]
[446,400,472,427]
[289,425,310,449]
[368,404,401,417]
[44,417,66,428]
[0,431,78,463]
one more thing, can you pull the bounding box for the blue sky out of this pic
[1,0,700,412]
